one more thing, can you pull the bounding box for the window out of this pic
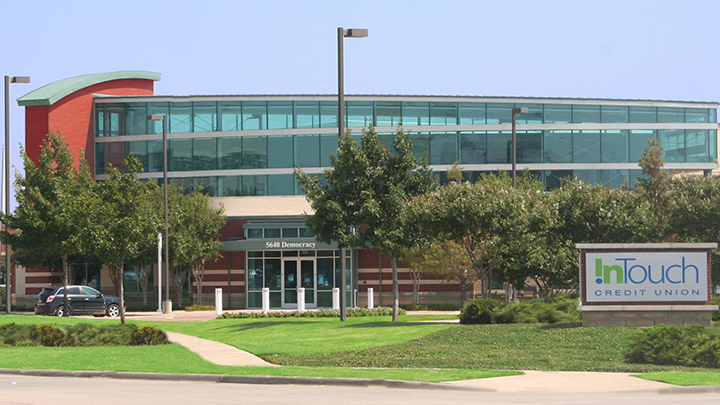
[219,175,242,196]
[242,137,267,169]
[601,130,629,163]
[517,131,542,163]
[282,228,299,238]
[658,129,685,162]
[169,139,192,171]
[346,101,373,127]
[544,131,572,163]
[402,102,429,126]
[459,132,486,164]
[629,106,657,123]
[125,103,147,135]
[294,101,320,129]
[295,135,320,167]
[429,132,457,165]
[375,102,401,126]
[486,103,513,124]
[219,102,242,131]
[543,104,571,124]
[657,107,684,123]
[572,130,601,163]
[514,104,542,124]
[193,138,217,170]
[169,103,192,133]
[268,174,295,195]
[242,102,267,130]
[268,102,293,129]
[320,101,338,128]
[268,136,293,168]
[219,137,242,170]
[572,105,600,123]
[430,102,457,125]
[486,131,511,163]
[193,102,217,132]
[601,105,629,123]
[459,102,485,125]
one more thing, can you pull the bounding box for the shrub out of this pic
[626,324,720,368]
[30,324,74,347]
[400,303,460,311]
[0,323,37,347]
[185,305,215,312]
[459,297,581,325]
[131,326,168,345]
[459,299,503,324]
[217,307,405,319]
[712,296,720,320]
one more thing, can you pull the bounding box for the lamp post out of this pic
[511,107,528,189]
[4,75,30,314]
[338,27,368,322]
[147,114,172,314]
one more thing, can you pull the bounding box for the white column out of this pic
[297,287,305,313]
[332,287,340,310]
[367,288,374,309]
[215,288,222,316]
[262,288,270,314]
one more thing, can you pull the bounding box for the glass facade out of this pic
[95,97,718,192]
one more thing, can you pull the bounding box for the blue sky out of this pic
[2,0,719,205]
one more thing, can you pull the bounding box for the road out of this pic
[3,375,720,405]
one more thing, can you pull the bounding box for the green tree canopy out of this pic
[297,127,437,321]
[1,132,97,316]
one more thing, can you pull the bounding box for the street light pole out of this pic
[147,114,171,314]
[511,107,528,189]
[338,27,368,322]
[4,75,30,314]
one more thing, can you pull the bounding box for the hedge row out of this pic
[459,296,580,324]
[0,323,168,347]
[626,324,720,368]
[218,306,405,319]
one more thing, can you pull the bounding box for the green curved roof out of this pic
[17,71,161,107]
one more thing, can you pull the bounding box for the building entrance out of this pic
[282,259,315,309]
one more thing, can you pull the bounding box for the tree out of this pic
[550,177,656,284]
[668,175,720,285]
[399,241,478,305]
[408,172,537,299]
[297,127,437,321]
[94,155,160,324]
[1,132,96,317]
[637,138,671,236]
[167,186,225,305]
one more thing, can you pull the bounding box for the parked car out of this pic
[34,286,121,317]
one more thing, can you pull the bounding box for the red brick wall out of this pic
[25,78,155,171]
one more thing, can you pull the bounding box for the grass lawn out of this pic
[638,372,720,386]
[3,314,720,385]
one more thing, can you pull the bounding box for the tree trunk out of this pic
[460,284,468,307]
[392,254,399,322]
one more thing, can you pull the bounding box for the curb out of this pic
[0,368,491,392]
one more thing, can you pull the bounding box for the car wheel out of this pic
[55,305,65,317]
[106,304,120,318]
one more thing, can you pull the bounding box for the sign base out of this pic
[579,305,718,327]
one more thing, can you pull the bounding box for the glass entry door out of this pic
[282,259,316,308]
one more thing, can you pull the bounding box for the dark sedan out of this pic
[34,286,121,317]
